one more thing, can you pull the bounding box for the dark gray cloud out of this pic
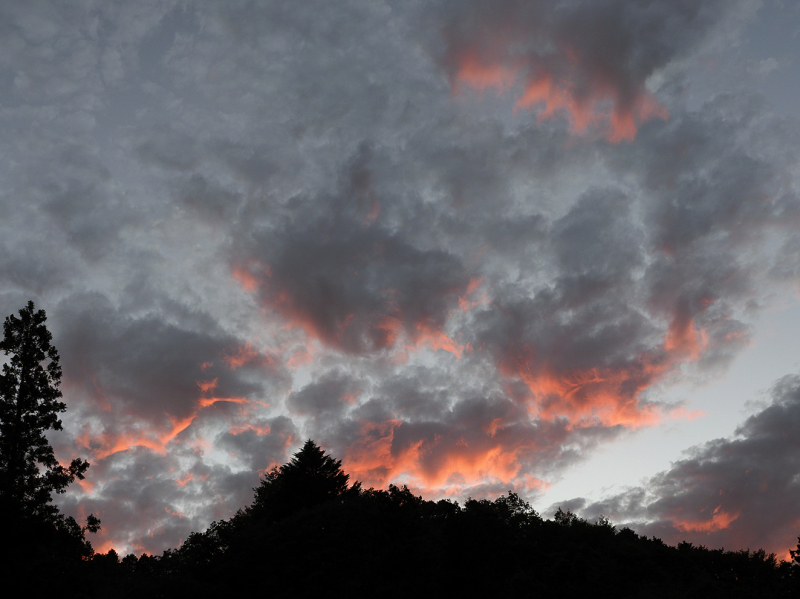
[216,414,297,472]
[288,370,363,418]
[54,293,278,422]
[175,173,243,224]
[234,190,473,354]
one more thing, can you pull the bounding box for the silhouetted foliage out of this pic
[250,439,361,522]
[87,440,800,598]
[0,301,91,520]
[791,536,800,565]
[0,302,99,595]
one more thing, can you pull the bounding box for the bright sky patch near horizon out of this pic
[2,0,800,558]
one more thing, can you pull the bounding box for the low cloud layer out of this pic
[576,375,800,557]
[1,0,799,555]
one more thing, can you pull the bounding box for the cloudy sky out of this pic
[3,0,800,558]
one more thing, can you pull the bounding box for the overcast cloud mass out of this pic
[2,0,800,557]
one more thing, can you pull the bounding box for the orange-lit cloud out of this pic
[458,277,488,311]
[674,506,740,533]
[513,69,669,143]
[232,265,259,293]
[521,474,550,493]
[76,477,94,494]
[197,378,218,393]
[78,382,251,461]
[164,506,185,519]
[342,418,540,493]
[664,315,707,361]
[452,53,668,142]
[372,315,403,348]
[422,444,522,488]
[223,342,271,369]
[445,11,669,143]
[94,540,117,555]
[197,396,248,408]
[497,345,666,429]
[454,51,519,92]
[77,427,169,460]
[342,419,399,483]
[176,472,194,487]
[493,301,713,430]
[408,321,464,358]
[228,423,272,436]
[232,260,270,293]
[286,347,313,369]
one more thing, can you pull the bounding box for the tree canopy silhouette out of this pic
[0,301,90,522]
[72,440,800,598]
[0,302,100,595]
[250,439,360,521]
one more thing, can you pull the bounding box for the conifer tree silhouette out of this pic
[251,439,360,521]
[0,301,92,522]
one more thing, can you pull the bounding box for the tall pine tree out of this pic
[0,301,89,522]
[251,439,360,521]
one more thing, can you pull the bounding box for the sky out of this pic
[2,0,800,559]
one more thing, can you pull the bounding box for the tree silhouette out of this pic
[250,439,360,521]
[0,301,90,522]
[96,442,800,598]
[0,302,101,594]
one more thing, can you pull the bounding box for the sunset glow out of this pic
[342,418,534,491]
[674,506,741,533]
[10,0,799,565]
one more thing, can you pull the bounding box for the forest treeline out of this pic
[18,440,800,599]
[3,302,800,597]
